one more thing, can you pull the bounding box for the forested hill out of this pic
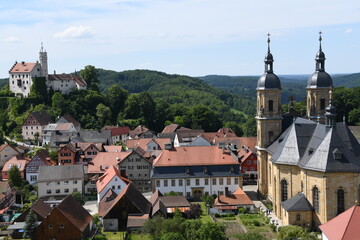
[97,69,256,117]
[201,73,360,103]
[0,79,8,89]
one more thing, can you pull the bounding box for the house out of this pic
[102,126,131,144]
[150,190,191,216]
[237,146,257,182]
[152,146,242,200]
[22,111,52,142]
[96,166,130,203]
[0,181,16,220]
[34,195,93,240]
[47,72,87,94]
[77,130,112,145]
[47,131,79,148]
[42,122,78,145]
[98,183,151,231]
[200,128,238,145]
[129,125,157,139]
[0,144,19,169]
[87,152,132,176]
[58,142,102,165]
[57,113,81,131]
[213,187,254,214]
[104,145,124,152]
[173,129,208,147]
[37,165,85,199]
[126,138,172,157]
[2,155,30,180]
[215,136,257,150]
[58,143,77,165]
[319,205,360,240]
[26,150,54,185]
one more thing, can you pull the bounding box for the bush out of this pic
[264,217,270,224]
[270,224,277,232]
[253,220,260,226]
[223,217,236,220]
[238,207,246,214]
[214,213,221,218]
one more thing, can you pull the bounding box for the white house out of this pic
[42,123,77,145]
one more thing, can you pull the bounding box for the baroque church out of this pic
[256,34,360,228]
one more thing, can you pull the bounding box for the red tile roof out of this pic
[126,138,172,151]
[9,62,38,73]
[3,156,30,172]
[104,145,124,152]
[96,165,130,193]
[48,73,87,87]
[0,144,19,154]
[214,187,254,207]
[162,124,180,133]
[320,205,360,240]
[153,146,239,167]
[87,152,131,174]
[110,126,131,137]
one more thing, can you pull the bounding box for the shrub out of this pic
[238,207,246,214]
[214,213,221,218]
[94,234,107,240]
[264,217,270,224]
[223,217,236,220]
[253,220,260,226]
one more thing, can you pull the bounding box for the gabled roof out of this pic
[175,129,204,143]
[320,205,360,240]
[150,189,163,205]
[79,130,111,144]
[87,152,131,174]
[214,187,254,206]
[238,147,256,164]
[56,195,92,232]
[158,196,191,208]
[126,138,172,151]
[26,111,52,126]
[104,145,124,152]
[110,126,131,137]
[0,143,19,154]
[48,73,87,87]
[38,165,84,182]
[96,165,130,193]
[32,149,54,166]
[153,146,239,167]
[129,125,155,139]
[9,62,38,73]
[3,156,30,172]
[281,192,314,212]
[15,199,52,222]
[58,113,80,127]
[98,183,151,218]
[162,124,181,133]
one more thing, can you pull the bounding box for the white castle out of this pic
[9,44,87,97]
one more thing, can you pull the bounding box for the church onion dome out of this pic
[307,32,333,89]
[257,34,281,90]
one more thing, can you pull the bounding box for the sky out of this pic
[1,0,360,78]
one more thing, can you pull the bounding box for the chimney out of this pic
[164,143,172,150]
[225,187,229,197]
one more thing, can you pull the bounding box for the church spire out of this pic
[264,33,274,73]
[315,31,326,71]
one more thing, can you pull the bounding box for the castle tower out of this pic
[256,34,282,197]
[306,32,333,121]
[39,42,48,78]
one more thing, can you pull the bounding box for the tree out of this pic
[34,132,39,146]
[71,191,85,206]
[80,65,99,91]
[30,77,48,103]
[224,121,244,137]
[23,209,38,239]
[277,225,318,240]
[243,118,256,137]
[161,232,185,240]
[96,103,112,127]
[51,92,66,117]
[188,105,222,131]
[8,165,24,188]
[104,84,128,122]
[184,204,202,219]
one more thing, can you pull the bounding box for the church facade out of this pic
[256,34,360,228]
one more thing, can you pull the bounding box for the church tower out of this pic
[306,32,333,121]
[39,43,48,79]
[256,35,282,197]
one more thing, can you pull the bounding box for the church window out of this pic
[281,179,288,202]
[269,100,274,112]
[337,188,345,215]
[313,187,319,213]
[320,98,325,110]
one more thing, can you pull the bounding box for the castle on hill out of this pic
[9,44,87,97]
[256,33,360,228]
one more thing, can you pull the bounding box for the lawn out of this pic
[129,233,151,240]
[238,213,276,238]
[103,231,126,240]
[195,202,213,223]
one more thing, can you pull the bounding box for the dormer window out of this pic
[333,148,342,160]
[203,167,208,174]
[230,166,234,173]
[308,148,314,155]
[185,167,190,174]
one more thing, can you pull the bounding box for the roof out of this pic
[0,181,10,193]
[0,144,19,154]
[56,195,92,232]
[257,72,281,90]
[48,73,87,87]
[104,145,124,152]
[126,138,172,151]
[9,62,38,73]
[150,189,163,205]
[153,146,240,167]
[158,196,191,208]
[96,165,130,193]
[238,147,256,164]
[129,125,154,139]
[319,205,360,240]
[87,152,131,174]
[3,156,30,172]
[214,187,254,207]
[127,214,150,228]
[38,165,84,182]
[281,192,314,212]
[175,129,204,143]
[109,126,131,137]
[27,111,52,126]
[98,183,151,218]
[33,149,54,166]
[269,118,360,173]
[58,114,80,127]
[348,126,360,143]
[307,71,333,89]
[16,199,52,221]
[162,124,181,133]
[78,130,111,144]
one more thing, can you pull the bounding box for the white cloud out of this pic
[54,26,95,39]
[344,28,353,34]
[3,37,20,43]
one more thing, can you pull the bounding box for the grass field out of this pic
[196,202,213,223]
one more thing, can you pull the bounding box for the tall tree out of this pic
[23,209,38,239]
[96,103,112,127]
[80,65,99,91]
[9,165,24,188]
[104,84,128,121]
[51,92,66,118]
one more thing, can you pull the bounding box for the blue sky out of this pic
[1,0,360,78]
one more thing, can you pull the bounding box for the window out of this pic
[64,181,69,185]
[219,178,224,185]
[178,179,183,186]
[212,178,217,185]
[227,178,231,185]
[247,160,251,164]
[112,185,115,189]
[48,224,53,229]
[73,188,78,192]
[296,214,301,221]
[205,178,209,185]
[64,189,69,193]
[313,187,319,213]
[219,191,224,196]
[254,160,257,164]
[186,192,191,198]
[171,180,176,187]
[196,179,200,186]
[269,100,274,112]
[47,190,52,194]
[164,180,168,187]
[250,167,255,171]
[46,182,51,186]
[281,179,288,202]
[73,180,78,184]
[186,179,190,186]
[156,180,160,187]
[30,175,37,182]
[60,224,64,228]
[320,98,325,110]
[243,167,247,171]
[235,178,239,185]
[337,189,345,215]
[56,189,60,193]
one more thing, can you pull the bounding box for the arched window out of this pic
[281,179,288,202]
[320,98,325,110]
[313,187,319,213]
[337,188,345,215]
[269,100,274,112]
